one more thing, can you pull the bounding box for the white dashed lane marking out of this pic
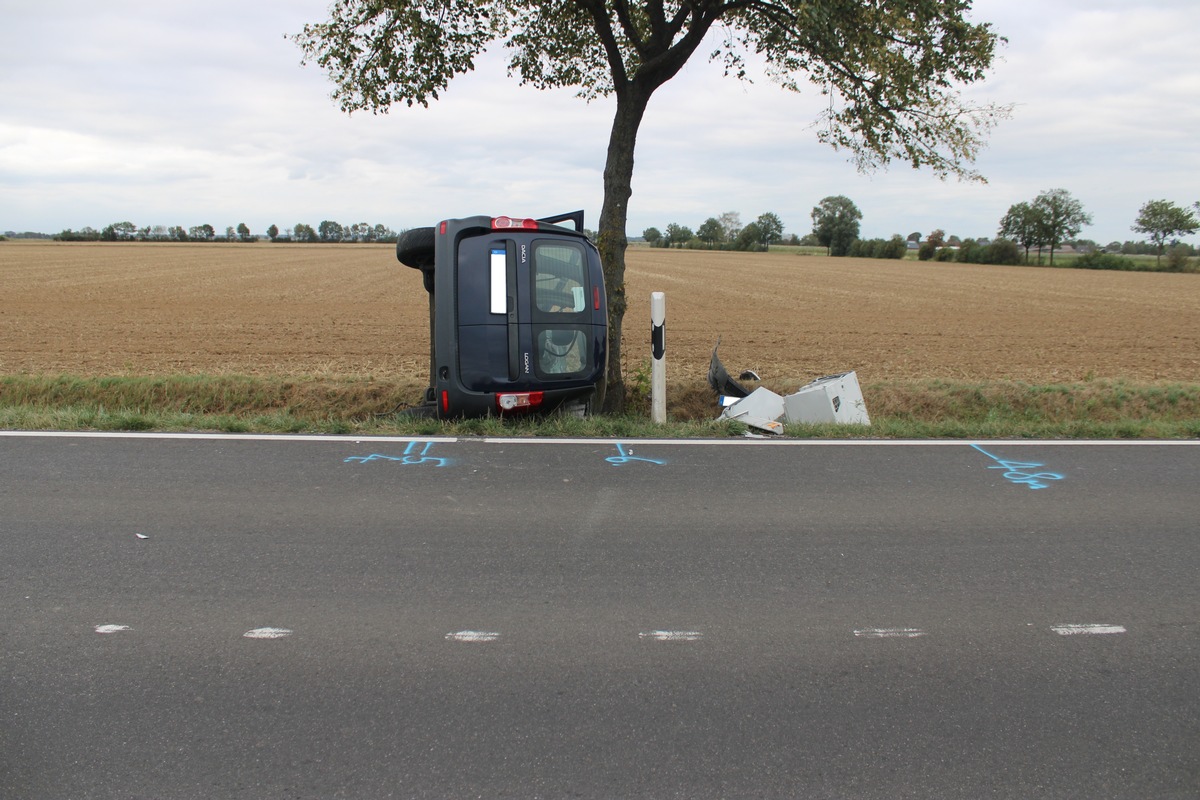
[639,630,704,641]
[1051,624,1127,636]
[88,623,1133,640]
[445,630,501,642]
[854,628,927,639]
[243,627,294,639]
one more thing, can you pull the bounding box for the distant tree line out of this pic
[636,192,1196,273]
[907,193,1197,272]
[914,229,1022,265]
[2,231,54,240]
[278,221,399,243]
[993,192,1196,271]
[23,197,1198,272]
[50,221,400,243]
[642,212,788,252]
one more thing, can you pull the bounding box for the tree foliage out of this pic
[997,201,1040,263]
[753,212,785,247]
[811,195,862,256]
[696,218,725,246]
[734,221,765,251]
[847,234,907,259]
[998,190,1092,265]
[1132,199,1199,266]
[664,222,694,246]
[294,0,1009,409]
[294,1,1007,177]
[1032,188,1091,266]
[102,221,137,241]
[318,220,345,242]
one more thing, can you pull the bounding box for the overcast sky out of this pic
[2,0,1198,243]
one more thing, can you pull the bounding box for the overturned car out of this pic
[396,212,607,418]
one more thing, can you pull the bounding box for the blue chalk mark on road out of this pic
[970,444,1063,490]
[345,441,453,467]
[606,442,666,466]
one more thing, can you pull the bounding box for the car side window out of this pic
[534,243,587,314]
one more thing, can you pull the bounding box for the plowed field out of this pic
[3,240,1199,386]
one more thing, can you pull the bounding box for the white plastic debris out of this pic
[783,371,870,426]
[727,414,785,435]
[719,387,787,434]
[718,370,870,430]
[734,386,786,419]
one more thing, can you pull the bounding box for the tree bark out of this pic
[597,84,651,412]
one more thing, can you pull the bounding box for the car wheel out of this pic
[396,227,436,269]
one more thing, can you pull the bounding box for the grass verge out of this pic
[1,374,1197,438]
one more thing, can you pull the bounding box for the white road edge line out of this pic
[0,431,456,443]
[482,438,1200,447]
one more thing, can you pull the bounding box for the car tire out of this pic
[396,227,436,269]
[560,388,600,418]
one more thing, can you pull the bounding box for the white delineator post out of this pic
[650,291,666,423]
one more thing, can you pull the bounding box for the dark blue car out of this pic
[397,212,607,418]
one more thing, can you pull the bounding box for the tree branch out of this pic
[575,0,631,88]
[609,0,648,55]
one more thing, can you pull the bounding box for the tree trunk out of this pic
[597,85,651,413]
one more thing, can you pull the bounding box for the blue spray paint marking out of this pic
[970,444,1063,490]
[606,442,666,466]
[344,441,452,467]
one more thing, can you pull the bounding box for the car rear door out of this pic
[527,238,599,383]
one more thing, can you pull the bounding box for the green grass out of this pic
[2,374,1197,438]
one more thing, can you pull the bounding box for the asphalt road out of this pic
[2,433,1198,799]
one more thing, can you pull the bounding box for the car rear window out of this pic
[534,243,587,314]
[536,328,588,376]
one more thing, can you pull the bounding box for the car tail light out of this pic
[492,216,539,231]
[594,286,601,310]
[496,391,544,412]
[441,390,450,414]
[439,220,447,234]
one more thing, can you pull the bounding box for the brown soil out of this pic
[3,240,1198,385]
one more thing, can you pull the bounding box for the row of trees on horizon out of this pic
[641,212,787,252]
[8,198,1197,268]
[39,220,401,244]
[642,194,1200,270]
